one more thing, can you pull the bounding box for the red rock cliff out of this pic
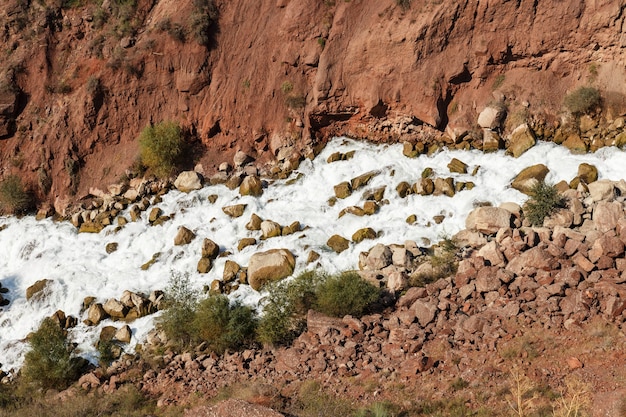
[1,0,626,212]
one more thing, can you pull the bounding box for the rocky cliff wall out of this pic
[1,0,626,213]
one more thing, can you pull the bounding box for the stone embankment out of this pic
[72,176,626,411]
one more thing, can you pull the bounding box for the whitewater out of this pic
[1,137,625,374]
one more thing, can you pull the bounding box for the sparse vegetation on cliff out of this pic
[564,86,601,115]
[0,175,33,214]
[139,121,183,178]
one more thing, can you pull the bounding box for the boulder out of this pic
[593,201,623,233]
[103,298,128,319]
[174,226,196,245]
[411,299,437,327]
[222,204,246,218]
[223,260,241,283]
[507,124,536,157]
[261,220,282,239]
[351,171,377,190]
[87,303,108,325]
[506,247,556,275]
[433,177,455,197]
[197,257,212,273]
[327,234,350,253]
[578,163,598,184]
[511,164,549,195]
[334,182,352,199]
[174,171,203,192]
[414,178,434,195]
[588,180,616,202]
[239,175,263,196]
[148,207,162,223]
[466,207,512,235]
[26,279,52,301]
[352,227,377,243]
[114,325,132,344]
[477,105,505,129]
[246,213,263,230]
[482,129,501,152]
[362,244,392,270]
[201,238,220,259]
[247,249,296,291]
[238,238,257,251]
[447,158,468,174]
[234,150,253,167]
[562,134,587,154]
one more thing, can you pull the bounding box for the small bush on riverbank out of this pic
[258,270,381,346]
[21,318,81,391]
[524,181,565,226]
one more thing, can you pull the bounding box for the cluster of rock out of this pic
[84,290,163,326]
[77,176,626,407]
[402,103,626,162]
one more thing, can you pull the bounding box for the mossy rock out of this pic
[327,152,342,163]
[334,181,352,199]
[352,227,377,243]
[239,175,263,197]
[421,167,434,178]
[222,204,247,218]
[447,158,468,174]
[327,234,350,253]
[406,214,417,224]
[511,164,549,195]
[403,141,419,158]
[141,252,161,270]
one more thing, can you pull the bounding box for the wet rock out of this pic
[507,124,536,157]
[239,175,263,196]
[261,220,282,239]
[222,204,247,218]
[511,164,549,195]
[447,158,468,174]
[114,325,132,343]
[26,279,52,301]
[174,171,203,192]
[246,213,263,230]
[334,181,352,199]
[174,226,196,245]
[197,257,212,273]
[87,303,108,325]
[327,234,350,253]
[201,238,220,259]
[352,227,377,243]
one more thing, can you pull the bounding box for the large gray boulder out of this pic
[247,249,296,291]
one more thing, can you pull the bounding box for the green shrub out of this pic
[564,86,601,115]
[285,94,306,110]
[315,272,380,317]
[21,318,82,390]
[396,0,411,9]
[156,273,198,349]
[523,181,566,226]
[257,271,323,346]
[193,295,257,354]
[138,121,183,178]
[258,270,379,346]
[0,175,33,214]
[410,237,459,287]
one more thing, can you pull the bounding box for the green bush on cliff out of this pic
[524,181,566,226]
[139,121,183,178]
[21,318,82,390]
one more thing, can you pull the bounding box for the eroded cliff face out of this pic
[1,0,626,213]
